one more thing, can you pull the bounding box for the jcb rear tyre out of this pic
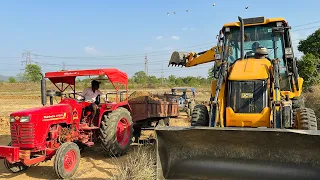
[295,108,317,130]
[4,142,28,173]
[191,104,209,126]
[100,107,133,156]
[53,142,80,179]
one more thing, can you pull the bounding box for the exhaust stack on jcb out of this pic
[156,16,320,179]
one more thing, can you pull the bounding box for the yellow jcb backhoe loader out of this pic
[156,16,320,180]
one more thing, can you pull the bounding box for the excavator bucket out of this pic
[168,51,189,67]
[156,126,320,180]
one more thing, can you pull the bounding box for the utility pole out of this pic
[22,50,31,65]
[161,64,164,86]
[21,50,32,73]
[62,62,66,71]
[144,54,148,76]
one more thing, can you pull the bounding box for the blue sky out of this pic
[0,0,319,78]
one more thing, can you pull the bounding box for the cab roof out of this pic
[223,17,287,27]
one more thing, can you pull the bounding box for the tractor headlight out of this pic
[20,116,30,123]
[10,116,15,122]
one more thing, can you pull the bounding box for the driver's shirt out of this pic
[78,87,103,102]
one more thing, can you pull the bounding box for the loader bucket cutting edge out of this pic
[155,126,320,180]
[168,51,189,67]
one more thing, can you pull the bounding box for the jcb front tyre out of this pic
[100,107,133,156]
[191,104,209,126]
[295,108,317,130]
[53,142,80,179]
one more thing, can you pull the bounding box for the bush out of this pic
[111,145,156,180]
[8,77,16,83]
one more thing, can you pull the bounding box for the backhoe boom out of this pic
[168,46,221,67]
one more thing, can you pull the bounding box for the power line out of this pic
[292,20,320,28]
[144,55,148,76]
[31,42,216,60]
[291,26,320,32]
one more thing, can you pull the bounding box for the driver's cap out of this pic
[255,47,268,55]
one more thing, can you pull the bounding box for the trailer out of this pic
[128,93,179,142]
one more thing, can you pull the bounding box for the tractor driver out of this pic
[77,80,104,124]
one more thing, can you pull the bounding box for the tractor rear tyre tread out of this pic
[100,107,133,157]
[54,142,80,179]
[191,104,209,126]
[295,108,317,130]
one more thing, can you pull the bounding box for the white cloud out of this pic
[84,46,104,56]
[182,27,195,31]
[156,36,164,40]
[171,36,180,40]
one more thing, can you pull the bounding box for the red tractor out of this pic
[0,68,133,178]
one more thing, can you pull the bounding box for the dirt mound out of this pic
[128,91,159,101]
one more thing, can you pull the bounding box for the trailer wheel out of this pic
[191,104,209,126]
[295,108,317,130]
[100,107,133,156]
[53,142,80,179]
[4,142,28,173]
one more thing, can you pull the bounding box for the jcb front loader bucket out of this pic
[155,126,320,180]
[168,51,189,67]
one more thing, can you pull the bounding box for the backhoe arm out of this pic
[168,46,221,67]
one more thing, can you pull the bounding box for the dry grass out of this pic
[111,145,156,180]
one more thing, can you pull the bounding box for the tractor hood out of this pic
[10,104,72,122]
[228,58,271,80]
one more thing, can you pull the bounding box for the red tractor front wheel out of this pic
[54,142,80,179]
[100,107,133,156]
[4,142,28,173]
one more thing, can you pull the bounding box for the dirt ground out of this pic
[0,94,190,180]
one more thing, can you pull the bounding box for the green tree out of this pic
[148,75,160,84]
[297,53,319,91]
[23,64,42,82]
[8,77,16,83]
[298,29,320,58]
[132,71,147,84]
[168,75,176,85]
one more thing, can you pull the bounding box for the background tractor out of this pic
[170,87,196,117]
[0,68,133,179]
[156,16,320,179]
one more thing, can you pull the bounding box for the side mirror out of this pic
[285,47,293,58]
[272,27,284,34]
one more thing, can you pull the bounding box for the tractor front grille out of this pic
[10,123,35,146]
[228,80,268,113]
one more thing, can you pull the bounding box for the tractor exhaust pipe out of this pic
[40,73,47,106]
[238,16,245,59]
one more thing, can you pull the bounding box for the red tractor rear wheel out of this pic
[53,142,80,179]
[100,107,133,156]
[4,142,28,173]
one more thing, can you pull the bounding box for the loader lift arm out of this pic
[168,46,222,67]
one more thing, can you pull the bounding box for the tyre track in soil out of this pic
[0,95,190,179]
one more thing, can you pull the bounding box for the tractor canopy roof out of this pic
[45,68,128,90]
